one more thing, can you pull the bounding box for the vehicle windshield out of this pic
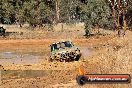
[51,41,73,52]
[63,41,73,48]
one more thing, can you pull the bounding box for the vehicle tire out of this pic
[60,58,63,62]
[76,75,86,85]
[75,55,80,61]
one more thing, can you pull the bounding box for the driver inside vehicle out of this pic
[60,42,65,49]
[57,43,61,50]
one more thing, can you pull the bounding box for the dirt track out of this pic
[0,34,114,69]
[0,30,132,88]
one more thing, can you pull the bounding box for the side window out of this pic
[65,41,73,48]
[51,45,54,52]
[51,44,57,52]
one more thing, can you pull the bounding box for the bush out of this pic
[81,0,112,36]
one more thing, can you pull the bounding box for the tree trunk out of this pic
[117,0,121,36]
[55,0,60,23]
[123,15,127,35]
[112,0,117,30]
[123,0,129,35]
[112,0,116,18]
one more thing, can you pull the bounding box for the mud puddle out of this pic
[0,52,45,65]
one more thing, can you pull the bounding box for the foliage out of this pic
[0,0,54,27]
[0,0,15,24]
[81,0,112,36]
[59,0,81,23]
[0,0,132,33]
[127,0,132,27]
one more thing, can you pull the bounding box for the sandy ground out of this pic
[0,27,132,88]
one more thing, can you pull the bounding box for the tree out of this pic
[0,0,15,24]
[21,0,53,27]
[0,0,54,27]
[127,0,132,27]
[0,1,3,23]
[15,0,25,27]
[108,0,129,36]
[81,0,112,36]
[55,0,60,23]
[59,0,81,23]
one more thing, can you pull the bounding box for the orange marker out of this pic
[78,67,85,75]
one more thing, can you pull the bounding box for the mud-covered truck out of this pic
[49,41,81,62]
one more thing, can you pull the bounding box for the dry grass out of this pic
[77,31,132,88]
[0,23,85,39]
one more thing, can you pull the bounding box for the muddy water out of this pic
[0,52,46,65]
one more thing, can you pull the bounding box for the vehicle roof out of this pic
[51,41,71,45]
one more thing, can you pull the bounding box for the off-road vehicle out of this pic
[49,41,81,62]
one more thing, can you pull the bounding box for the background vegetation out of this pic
[0,0,132,36]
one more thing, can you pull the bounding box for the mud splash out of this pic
[80,47,92,58]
